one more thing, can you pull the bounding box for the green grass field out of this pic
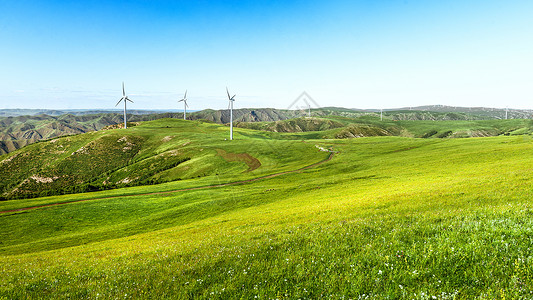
[0,119,325,200]
[1,119,533,298]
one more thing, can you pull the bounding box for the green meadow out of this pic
[1,118,533,298]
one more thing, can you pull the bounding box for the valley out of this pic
[1,118,533,298]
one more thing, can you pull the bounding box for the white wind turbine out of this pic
[115,82,133,129]
[226,87,236,140]
[178,90,188,120]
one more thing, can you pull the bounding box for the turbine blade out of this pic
[184,90,187,99]
[178,99,184,102]
[126,97,133,103]
[122,82,125,97]
[115,98,124,107]
[226,87,231,100]
[232,94,236,100]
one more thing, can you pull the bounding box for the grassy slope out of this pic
[395,118,533,138]
[0,119,323,199]
[1,122,533,298]
[236,115,533,140]
[2,108,532,155]
[0,113,188,155]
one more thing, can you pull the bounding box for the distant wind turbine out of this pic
[178,90,188,120]
[115,82,133,129]
[380,108,383,121]
[226,87,236,140]
[505,107,509,120]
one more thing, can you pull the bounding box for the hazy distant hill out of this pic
[189,107,483,123]
[0,109,180,117]
[397,105,533,120]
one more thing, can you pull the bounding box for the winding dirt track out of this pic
[0,152,334,214]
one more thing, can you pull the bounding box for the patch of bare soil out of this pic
[216,149,261,172]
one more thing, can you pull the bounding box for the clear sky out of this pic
[1,0,532,110]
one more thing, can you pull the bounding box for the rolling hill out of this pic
[2,106,532,155]
[3,115,533,200]
[0,113,179,155]
[1,118,533,298]
[0,119,324,200]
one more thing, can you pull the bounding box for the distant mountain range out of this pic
[1,105,532,155]
[0,109,180,117]
[2,105,532,118]
[394,105,533,119]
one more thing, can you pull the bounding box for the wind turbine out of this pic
[115,82,133,129]
[380,108,383,121]
[505,107,509,120]
[178,90,188,120]
[226,87,236,140]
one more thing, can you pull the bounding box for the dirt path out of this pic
[0,152,334,214]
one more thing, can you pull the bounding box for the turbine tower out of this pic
[115,82,133,129]
[380,108,383,121]
[178,90,188,120]
[226,87,236,140]
[505,107,508,120]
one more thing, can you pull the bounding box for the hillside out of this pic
[3,106,532,155]
[0,113,181,155]
[0,119,322,200]
[0,109,307,155]
[234,115,533,139]
[1,120,533,297]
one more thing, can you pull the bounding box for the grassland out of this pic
[1,119,533,298]
[3,107,532,155]
[0,119,324,200]
[236,115,533,140]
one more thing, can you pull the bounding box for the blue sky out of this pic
[0,0,532,110]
